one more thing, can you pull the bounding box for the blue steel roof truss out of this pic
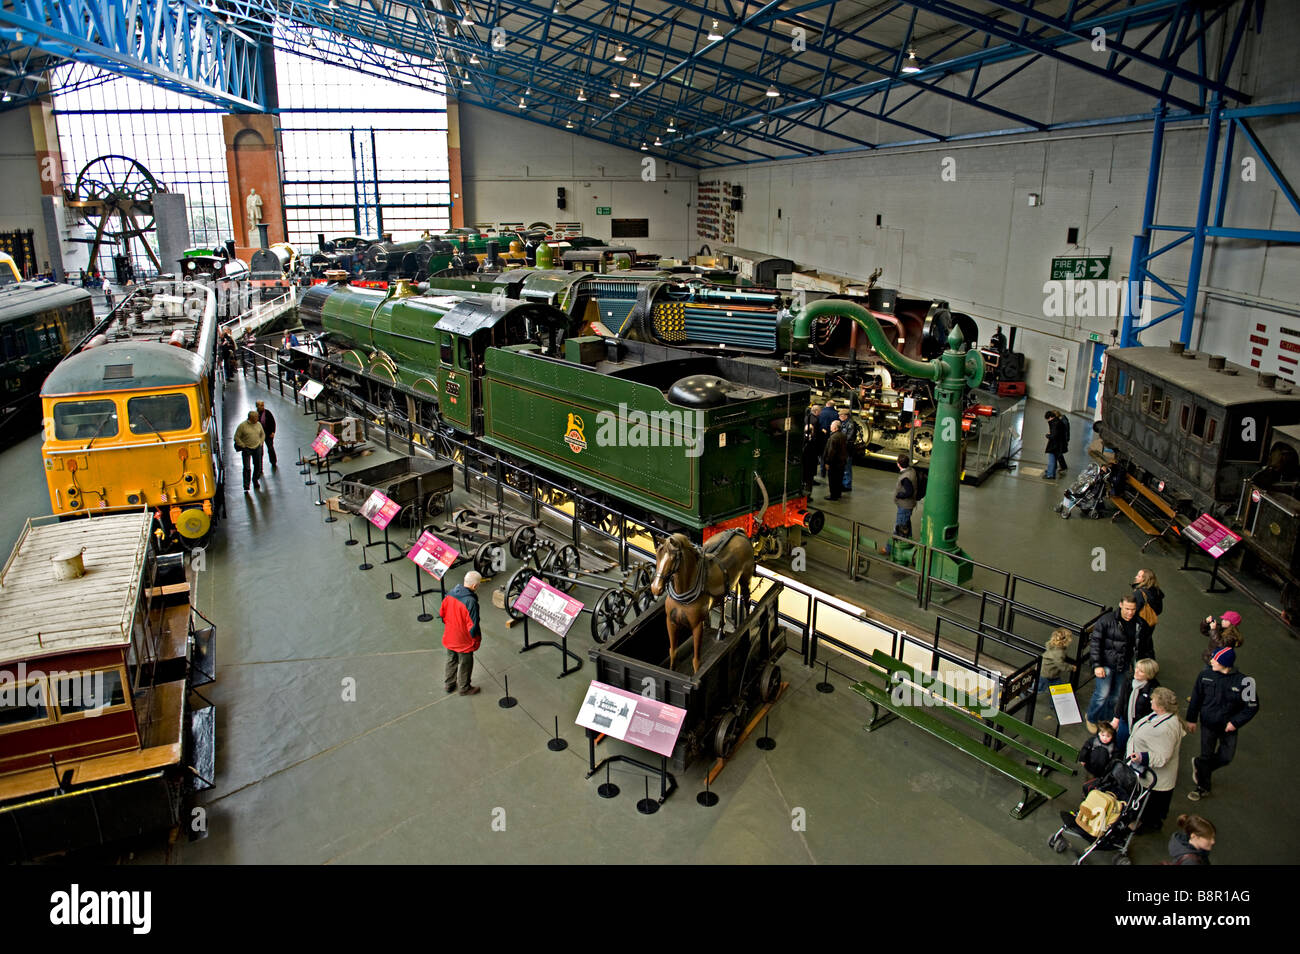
[0,0,1269,169]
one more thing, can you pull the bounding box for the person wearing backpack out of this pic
[1132,568,1164,659]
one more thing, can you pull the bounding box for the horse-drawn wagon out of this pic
[588,578,786,772]
[338,456,455,525]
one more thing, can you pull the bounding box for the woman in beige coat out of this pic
[1125,687,1186,835]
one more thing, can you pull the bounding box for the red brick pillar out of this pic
[222,114,284,262]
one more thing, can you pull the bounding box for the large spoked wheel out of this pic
[591,588,631,643]
[508,524,538,560]
[713,712,740,759]
[73,154,159,236]
[546,543,580,591]
[760,662,782,703]
[504,568,535,621]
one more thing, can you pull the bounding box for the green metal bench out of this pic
[851,650,1079,819]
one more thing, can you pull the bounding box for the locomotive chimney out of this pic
[1208,355,1226,371]
[1168,341,1185,355]
[1259,372,1278,388]
[318,233,327,251]
[257,224,270,250]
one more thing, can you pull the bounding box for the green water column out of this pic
[790,299,984,585]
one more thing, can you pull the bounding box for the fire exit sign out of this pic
[1050,256,1110,280]
[596,207,611,215]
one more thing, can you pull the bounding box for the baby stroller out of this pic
[1054,463,1109,519]
[1047,759,1154,865]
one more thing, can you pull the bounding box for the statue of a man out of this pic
[245,188,263,245]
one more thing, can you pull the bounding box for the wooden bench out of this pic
[851,650,1079,819]
[1110,473,1180,552]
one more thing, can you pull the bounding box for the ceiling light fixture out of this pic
[902,48,921,73]
[469,53,479,63]
[666,118,677,132]
[640,142,648,151]
[565,119,574,128]
[329,0,339,8]
[518,97,526,108]
[461,5,473,26]
[462,77,472,85]
[1,91,11,103]
[766,84,779,98]
[577,89,586,101]
[629,75,641,88]
[654,136,662,146]
[708,19,725,42]
[613,45,627,62]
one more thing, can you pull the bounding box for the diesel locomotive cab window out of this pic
[128,394,192,434]
[54,399,119,440]
[54,668,126,717]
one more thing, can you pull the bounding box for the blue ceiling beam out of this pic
[0,0,265,110]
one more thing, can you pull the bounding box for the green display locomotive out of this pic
[297,278,815,549]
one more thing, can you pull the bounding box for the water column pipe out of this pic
[790,300,984,582]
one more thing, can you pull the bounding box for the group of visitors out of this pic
[1042,565,1257,863]
[232,400,278,492]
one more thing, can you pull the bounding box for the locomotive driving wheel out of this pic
[713,711,740,758]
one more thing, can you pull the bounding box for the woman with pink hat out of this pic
[1201,611,1243,664]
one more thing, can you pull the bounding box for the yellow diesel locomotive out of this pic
[39,279,225,548]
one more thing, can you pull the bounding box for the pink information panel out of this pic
[574,681,687,758]
[511,575,584,637]
[311,429,339,458]
[407,531,458,580]
[360,490,401,529]
[1183,513,1242,559]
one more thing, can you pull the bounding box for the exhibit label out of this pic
[408,531,458,579]
[512,576,584,637]
[360,490,401,529]
[311,429,339,458]
[1183,513,1242,559]
[574,681,687,758]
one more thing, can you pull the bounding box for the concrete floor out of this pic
[3,373,1296,865]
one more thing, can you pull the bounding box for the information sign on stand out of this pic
[311,429,339,458]
[512,576,584,637]
[299,379,324,400]
[575,681,687,759]
[1180,513,1241,593]
[360,490,401,530]
[407,531,458,580]
[510,575,584,677]
[1048,684,1082,726]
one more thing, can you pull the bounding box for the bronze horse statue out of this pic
[650,529,755,674]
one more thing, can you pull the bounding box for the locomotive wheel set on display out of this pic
[65,155,165,276]
[504,542,656,643]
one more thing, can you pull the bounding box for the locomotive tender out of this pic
[297,278,816,548]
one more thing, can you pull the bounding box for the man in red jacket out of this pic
[441,570,483,695]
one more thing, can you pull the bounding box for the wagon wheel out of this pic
[473,542,502,578]
[630,585,655,614]
[630,564,652,594]
[508,524,538,560]
[546,543,581,591]
[504,567,535,621]
[713,711,740,758]
[591,588,631,644]
[426,491,448,519]
[759,662,782,703]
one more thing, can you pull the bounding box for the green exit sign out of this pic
[1051,256,1110,280]
[1088,332,1104,342]
[596,206,611,215]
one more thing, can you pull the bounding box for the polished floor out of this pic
[3,373,1295,865]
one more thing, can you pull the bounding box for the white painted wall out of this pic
[458,104,696,259]
[0,107,51,271]
[696,8,1300,413]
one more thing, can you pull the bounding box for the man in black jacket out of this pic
[1187,647,1259,801]
[1084,595,1150,733]
[255,400,278,469]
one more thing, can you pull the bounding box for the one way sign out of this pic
[1051,256,1110,280]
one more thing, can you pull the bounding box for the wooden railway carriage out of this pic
[40,280,224,548]
[1101,343,1300,516]
[0,513,214,861]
